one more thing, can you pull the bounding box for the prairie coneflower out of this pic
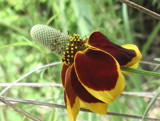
[31,25,142,121]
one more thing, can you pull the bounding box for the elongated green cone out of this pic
[30,24,70,56]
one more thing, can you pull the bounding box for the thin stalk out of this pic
[118,0,160,20]
[0,97,41,121]
[0,62,62,96]
[1,96,159,121]
[121,67,160,77]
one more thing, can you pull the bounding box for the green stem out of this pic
[121,67,160,77]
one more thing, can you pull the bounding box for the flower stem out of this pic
[121,67,160,77]
[118,0,160,20]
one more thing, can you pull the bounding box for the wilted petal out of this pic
[88,31,141,67]
[70,65,108,114]
[64,65,80,121]
[74,48,125,103]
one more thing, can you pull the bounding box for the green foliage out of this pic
[152,0,160,10]
[0,0,160,121]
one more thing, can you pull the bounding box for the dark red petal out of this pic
[61,64,69,87]
[88,31,136,66]
[64,65,80,121]
[64,91,80,121]
[74,48,125,103]
[69,65,108,114]
[65,65,78,107]
[70,65,103,103]
[75,48,118,91]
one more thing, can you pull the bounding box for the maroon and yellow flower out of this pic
[30,25,141,121]
[61,31,142,121]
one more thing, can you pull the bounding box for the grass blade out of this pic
[121,67,160,77]
[122,3,133,43]
[142,22,160,56]
[141,87,160,120]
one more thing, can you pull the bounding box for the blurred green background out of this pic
[0,0,160,121]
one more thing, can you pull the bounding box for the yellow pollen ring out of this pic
[61,33,86,65]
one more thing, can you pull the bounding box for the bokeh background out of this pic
[0,0,160,121]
